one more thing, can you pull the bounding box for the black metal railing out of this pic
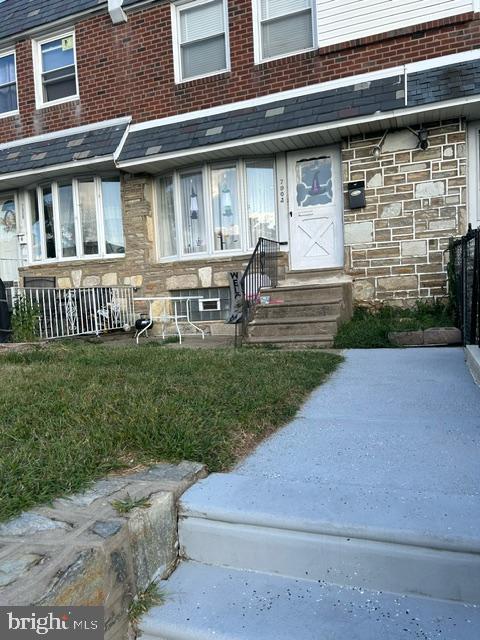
[240,237,283,339]
[449,225,480,346]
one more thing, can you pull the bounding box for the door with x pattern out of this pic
[287,148,344,271]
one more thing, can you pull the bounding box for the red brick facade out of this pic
[2,4,480,145]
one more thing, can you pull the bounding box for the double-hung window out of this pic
[34,33,78,107]
[0,52,18,116]
[173,0,230,82]
[28,176,124,263]
[255,0,316,62]
[156,158,277,260]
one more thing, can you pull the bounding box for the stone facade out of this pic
[342,119,467,305]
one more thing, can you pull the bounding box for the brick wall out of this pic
[2,5,480,143]
[342,119,467,305]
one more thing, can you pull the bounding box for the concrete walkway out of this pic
[141,348,480,640]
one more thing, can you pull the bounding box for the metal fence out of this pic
[450,225,480,346]
[9,286,135,340]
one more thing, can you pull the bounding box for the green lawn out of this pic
[334,301,455,349]
[0,343,341,522]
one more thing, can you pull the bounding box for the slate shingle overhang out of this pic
[119,75,405,163]
[0,0,150,42]
[0,122,128,176]
[118,58,480,165]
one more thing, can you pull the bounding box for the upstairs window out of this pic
[34,33,78,107]
[255,0,315,62]
[173,0,230,82]
[0,52,18,115]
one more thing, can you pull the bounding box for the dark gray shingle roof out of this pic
[0,0,146,42]
[119,75,405,162]
[408,59,480,106]
[0,121,127,175]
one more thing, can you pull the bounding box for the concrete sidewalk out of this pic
[141,348,480,640]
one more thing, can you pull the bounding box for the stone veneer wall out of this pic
[342,119,467,305]
[19,176,288,332]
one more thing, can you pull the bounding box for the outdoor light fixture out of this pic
[417,127,429,150]
[371,129,389,160]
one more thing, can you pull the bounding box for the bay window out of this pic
[28,176,124,263]
[156,158,277,260]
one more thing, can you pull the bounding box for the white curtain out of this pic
[101,178,125,254]
[211,166,240,251]
[246,161,276,246]
[58,183,77,258]
[157,176,177,258]
[78,179,99,255]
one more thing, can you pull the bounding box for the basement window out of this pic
[174,288,230,321]
[33,32,79,108]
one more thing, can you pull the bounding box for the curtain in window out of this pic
[211,166,240,251]
[41,187,56,259]
[41,38,76,102]
[29,191,41,262]
[260,0,313,59]
[180,0,226,78]
[246,160,276,246]
[0,54,17,113]
[157,176,177,257]
[78,179,98,255]
[0,195,17,281]
[180,172,207,254]
[101,178,125,254]
[58,182,76,258]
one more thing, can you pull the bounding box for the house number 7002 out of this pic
[279,178,285,204]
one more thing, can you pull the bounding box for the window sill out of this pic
[254,46,317,67]
[0,109,19,120]
[158,251,254,267]
[22,254,126,268]
[174,69,231,87]
[35,95,80,110]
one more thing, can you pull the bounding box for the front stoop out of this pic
[245,281,352,348]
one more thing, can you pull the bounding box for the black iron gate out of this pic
[449,225,480,346]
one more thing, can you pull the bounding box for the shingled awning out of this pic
[0,119,129,190]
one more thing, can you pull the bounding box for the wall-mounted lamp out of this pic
[407,126,429,151]
[371,129,389,160]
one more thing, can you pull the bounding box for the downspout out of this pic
[108,0,128,24]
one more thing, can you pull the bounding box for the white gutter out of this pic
[108,0,128,24]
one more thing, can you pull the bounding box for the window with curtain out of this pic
[211,166,240,251]
[246,160,276,246]
[156,158,277,259]
[27,176,124,263]
[176,0,228,81]
[102,177,125,254]
[258,0,314,60]
[0,52,17,114]
[37,34,77,104]
[180,172,207,254]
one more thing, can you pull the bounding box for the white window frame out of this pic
[0,49,19,118]
[24,175,125,265]
[154,157,278,262]
[32,30,79,110]
[468,121,480,228]
[252,0,317,65]
[199,297,221,311]
[171,0,231,84]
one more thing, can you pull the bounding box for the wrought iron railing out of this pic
[9,286,135,340]
[240,237,283,338]
[449,225,480,346]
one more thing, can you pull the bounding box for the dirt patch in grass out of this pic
[0,343,341,522]
[334,301,455,349]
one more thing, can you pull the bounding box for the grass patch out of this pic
[334,300,454,349]
[0,343,341,522]
[111,494,151,514]
[129,583,166,624]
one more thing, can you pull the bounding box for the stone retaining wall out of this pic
[0,462,206,639]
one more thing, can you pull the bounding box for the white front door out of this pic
[287,147,344,271]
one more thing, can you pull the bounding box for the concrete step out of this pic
[245,334,335,348]
[249,316,339,338]
[261,283,346,304]
[140,561,480,640]
[255,300,345,320]
[179,473,480,604]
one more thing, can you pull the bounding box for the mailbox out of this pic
[348,181,366,209]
